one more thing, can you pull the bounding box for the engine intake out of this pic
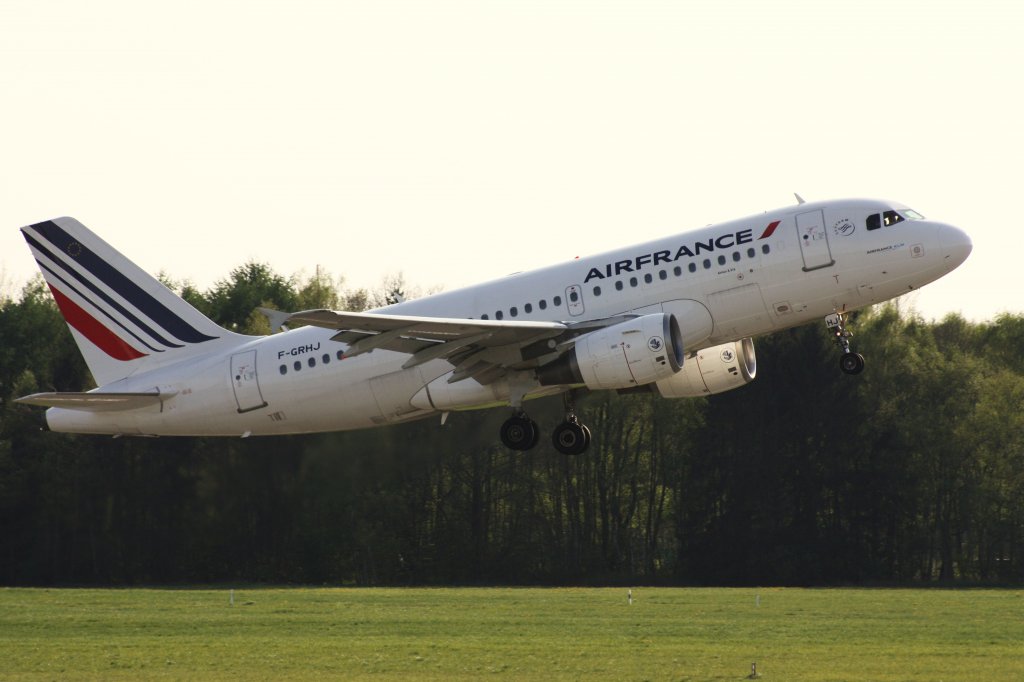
[537,313,684,390]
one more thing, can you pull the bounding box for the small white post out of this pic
[627,589,633,605]
[230,589,235,607]
[756,594,760,607]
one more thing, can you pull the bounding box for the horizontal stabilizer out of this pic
[15,390,174,412]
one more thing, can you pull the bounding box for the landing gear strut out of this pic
[551,391,591,456]
[825,312,864,375]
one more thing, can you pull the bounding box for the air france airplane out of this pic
[16,197,971,454]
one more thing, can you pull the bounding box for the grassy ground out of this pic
[0,586,1021,680]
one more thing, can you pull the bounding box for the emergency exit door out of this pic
[565,285,585,316]
[795,210,835,271]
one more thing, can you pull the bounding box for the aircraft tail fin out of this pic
[20,217,245,386]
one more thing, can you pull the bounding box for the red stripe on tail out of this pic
[48,285,147,361]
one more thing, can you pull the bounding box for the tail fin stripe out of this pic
[47,284,147,361]
[30,220,218,344]
[25,232,183,350]
[37,260,166,354]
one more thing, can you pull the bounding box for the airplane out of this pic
[15,197,972,454]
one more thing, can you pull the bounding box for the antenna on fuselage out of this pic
[794,193,806,205]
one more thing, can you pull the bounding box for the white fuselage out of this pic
[46,198,972,436]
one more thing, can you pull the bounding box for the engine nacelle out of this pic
[652,337,757,398]
[537,313,684,390]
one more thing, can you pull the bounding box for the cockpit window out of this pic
[903,208,925,220]
[868,210,912,231]
[882,210,905,227]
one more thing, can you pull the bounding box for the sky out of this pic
[1,0,1019,321]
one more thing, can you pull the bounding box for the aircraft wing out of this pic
[283,309,579,384]
[15,391,172,412]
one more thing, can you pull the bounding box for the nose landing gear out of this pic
[826,312,865,375]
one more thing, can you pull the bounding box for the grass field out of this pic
[1,587,1022,680]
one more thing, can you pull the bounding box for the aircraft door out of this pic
[795,210,835,271]
[230,350,268,413]
[565,285,585,316]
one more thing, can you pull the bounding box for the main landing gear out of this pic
[551,391,591,456]
[500,411,540,451]
[825,312,865,375]
[499,391,592,455]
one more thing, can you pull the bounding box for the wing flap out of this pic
[286,309,566,347]
[284,309,635,385]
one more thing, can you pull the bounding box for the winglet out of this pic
[794,193,806,205]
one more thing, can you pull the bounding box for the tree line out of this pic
[1,263,1022,586]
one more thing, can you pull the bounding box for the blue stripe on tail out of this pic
[24,231,183,350]
[29,220,218,344]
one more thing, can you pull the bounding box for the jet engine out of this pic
[651,337,756,398]
[537,313,684,390]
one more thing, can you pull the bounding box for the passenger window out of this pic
[867,213,881,230]
[293,361,301,371]
[593,286,602,296]
[659,270,667,280]
[732,251,741,262]
[554,296,562,306]
[524,303,532,313]
[762,244,771,254]
[539,300,547,310]
[279,365,287,375]
[496,311,504,320]
[644,273,653,284]
[629,277,638,287]
[481,314,489,320]
[510,306,518,317]
[569,291,578,302]
[688,263,697,273]
[308,357,316,368]
[717,255,726,266]
[747,248,755,258]
[615,281,624,291]
[322,354,330,364]
[703,259,711,269]
[337,350,344,360]
[674,265,683,276]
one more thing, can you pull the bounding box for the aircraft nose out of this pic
[938,223,972,268]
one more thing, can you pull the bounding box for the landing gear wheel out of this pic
[501,414,539,451]
[552,420,590,455]
[839,352,865,375]
[553,390,592,455]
